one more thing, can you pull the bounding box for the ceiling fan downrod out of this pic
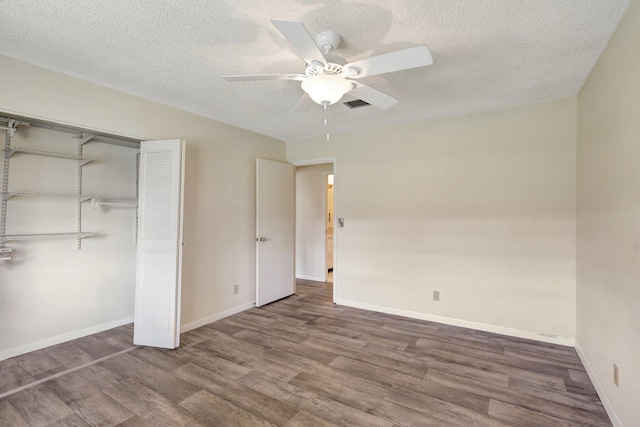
[315,31,341,55]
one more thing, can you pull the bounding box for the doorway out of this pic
[294,160,336,300]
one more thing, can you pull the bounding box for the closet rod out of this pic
[91,200,137,210]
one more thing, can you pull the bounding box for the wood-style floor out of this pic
[0,279,612,426]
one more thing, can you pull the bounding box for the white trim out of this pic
[331,161,337,303]
[0,315,134,361]
[296,274,326,282]
[322,170,331,282]
[335,299,575,346]
[176,140,186,347]
[575,341,622,427]
[290,157,336,167]
[180,301,255,333]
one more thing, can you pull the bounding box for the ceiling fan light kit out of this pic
[301,74,354,105]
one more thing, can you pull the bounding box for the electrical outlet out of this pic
[613,363,619,387]
[433,290,440,301]
[234,284,239,294]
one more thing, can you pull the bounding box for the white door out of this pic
[256,158,295,306]
[134,139,185,348]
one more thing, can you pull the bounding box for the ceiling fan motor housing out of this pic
[305,62,344,77]
[315,31,341,54]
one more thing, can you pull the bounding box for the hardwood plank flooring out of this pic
[0,279,612,426]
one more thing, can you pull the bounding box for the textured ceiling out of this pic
[0,0,630,142]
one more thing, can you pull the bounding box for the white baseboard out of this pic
[575,341,622,427]
[1,302,258,361]
[335,299,575,346]
[296,274,325,282]
[0,315,134,362]
[180,301,255,333]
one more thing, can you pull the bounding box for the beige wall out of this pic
[0,54,285,359]
[577,1,640,425]
[289,98,577,343]
[296,163,333,281]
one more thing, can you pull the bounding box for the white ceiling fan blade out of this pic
[222,74,306,82]
[344,45,433,78]
[271,19,327,66]
[291,93,316,113]
[349,82,398,110]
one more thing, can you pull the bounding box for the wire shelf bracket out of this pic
[91,197,138,210]
[0,246,11,261]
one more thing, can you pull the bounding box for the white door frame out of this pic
[291,157,337,303]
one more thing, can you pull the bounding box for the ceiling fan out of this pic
[222,19,434,112]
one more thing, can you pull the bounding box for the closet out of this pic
[1,114,139,360]
[0,114,186,359]
[1,115,140,260]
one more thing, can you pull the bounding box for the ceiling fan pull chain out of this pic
[324,104,328,126]
[324,103,330,141]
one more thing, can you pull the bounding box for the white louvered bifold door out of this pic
[134,139,185,348]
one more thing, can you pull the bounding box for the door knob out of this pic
[257,237,267,242]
